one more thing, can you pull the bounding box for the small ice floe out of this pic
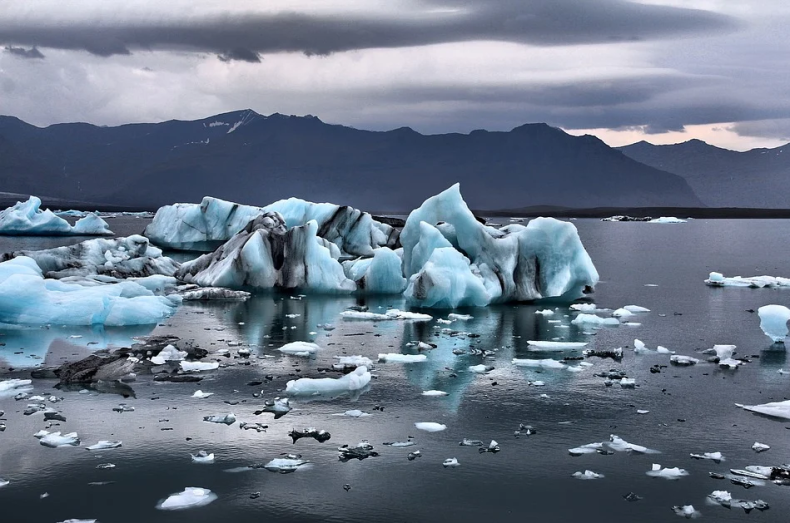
[704,344,741,369]
[285,366,370,396]
[647,464,689,480]
[624,305,650,313]
[416,342,436,350]
[278,341,321,357]
[112,404,134,413]
[0,378,33,394]
[571,314,620,328]
[407,450,421,460]
[192,390,213,399]
[637,409,650,415]
[415,422,446,432]
[151,344,187,365]
[334,410,371,418]
[422,390,449,397]
[190,450,215,464]
[436,318,452,324]
[584,347,623,360]
[443,458,460,468]
[690,452,724,463]
[156,487,217,510]
[340,309,432,321]
[0,478,9,488]
[180,361,219,372]
[512,358,566,369]
[383,441,415,447]
[86,441,122,451]
[96,463,115,469]
[479,440,500,453]
[448,313,473,321]
[609,435,659,454]
[338,441,379,461]
[568,443,604,456]
[468,364,493,373]
[758,304,790,342]
[289,428,331,443]
[707,490,770,513]
[202,413,237,425]
[735,399,790,420]
[620,378,636,388]
[670,355,699,366]
[39,431,80,448]
[527,340,587,350]
[378,353,426,363]
[634,339,674,354]
[612,308,633,318]
[56,520,97,523]
[752,442,770,453]
[459,438,484,446]
[672,505,700,519]
[264,455,309,473]
[536,309,554,316]
[334,355,373,369]
[570,303,600,312]
[239,422,268,432]
[705,272,790,289]
[572,470,604,480]
[649,217,686,224]
[254,398,291,419]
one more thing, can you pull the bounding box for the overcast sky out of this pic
[1,0,788,151]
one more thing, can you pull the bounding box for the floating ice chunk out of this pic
[383,441,416,447]
[286,366,370,395]
[255,398,291,419]
[180,287,250,301]
[334,355,373,367]
[649,217,687,224]
[0,478,9,488]
[670,355,699,366]
[459,439,484,446]
[278,341,321,357]
[526,340,587,350]
[608,435,659,454]
[704,344,741,369]
[468,364,493,373]
[180,361,219,372]
[568,443,605,456]
[192,390,213,399]
[190,450,215,464]
[612,308,633,318]
[203,413,236,425]
[736,399,790,420]
[0,378,32,393]
[378,353,427,363]
[0,196,112,236]
[39,431,80,448]
[512,358,566,369]
[690,452,724,462]
[335,410,371,418]
[624,305,650,313]
[647,464,689,480]
[156,487,217,510]
[571,314,620,327]
[752,442,770,453]
[570,303,600,312]
[620,378,636,388]
[536,309,554,316]
[56,520,97,523]
[0,256,179,326]
[448,313,473,321]
[443,458,460,467]
[264,457,309,473]
[415,422,447,432]
[340,309,432,321]
[151,344,187,365]
[758,305,790,342]
[672,505,700,518]
[573,470,604,480]
[86,441,122,451]
[637,410,650,414]
[705,271,790,288]
[422,390,449,396]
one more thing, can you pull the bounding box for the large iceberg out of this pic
[177,213,356,293]
[2,235,179,279]
[0,256,179,326]
[758,305,790,342]
[166,185,598,307]
[145,195,398,254]
[0,197,113,236]
[400,185,598,307]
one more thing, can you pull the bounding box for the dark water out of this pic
[1,218,790,523]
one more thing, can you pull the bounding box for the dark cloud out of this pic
[730,119,790,141]
[217,48,261,63]
[0,0,737,59]
[4,46,45,59]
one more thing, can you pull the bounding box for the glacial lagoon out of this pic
[1,216,789,522]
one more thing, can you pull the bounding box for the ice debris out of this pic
[526,340,587,350]
[202,413,236,425]
[706,271,790,288]
[289,428,331,444]
[264,455,309,473]
[422,390,449,396]
[752,442,770,453]
[572,470,604,480]
[338,442,379,461]
[156,487,217,510]
[180,361,219,372]
[670,355,699,366]
[254,398,291,419]
[192,390,213,399]
[672,505,700,518]
[443,458,460,467]
[151,344,187,365]
[690,452,724,462]
[191,451,215,464]
[511,358,566,369]
[38,431,80,448]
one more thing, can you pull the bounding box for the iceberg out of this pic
[735,399,790,420]
[649,217,687,224]
[156,487,217,510]
[177,213,356,293]
[285,366,370,395]
[0,197,112,236]
[646,464,689,479]
[277,341,321,357]
[0,256,180,326]
[399,185,598,306]
[39,431,80,448]
[705,271,790,288]
[758,305,790,342]
[342,248,407,293]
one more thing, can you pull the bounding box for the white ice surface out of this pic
[156,487,217,510]
[285,366,370,395]
[0,197,112,236]
[415,422,447,432]
[758,305,790,342]
[735,399,790,419]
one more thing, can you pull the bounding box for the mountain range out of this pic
[0,110,704,211]
[618,140,790,208]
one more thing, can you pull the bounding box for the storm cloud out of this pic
[0,0,736,59]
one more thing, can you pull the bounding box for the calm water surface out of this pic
[1,218,789,523]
